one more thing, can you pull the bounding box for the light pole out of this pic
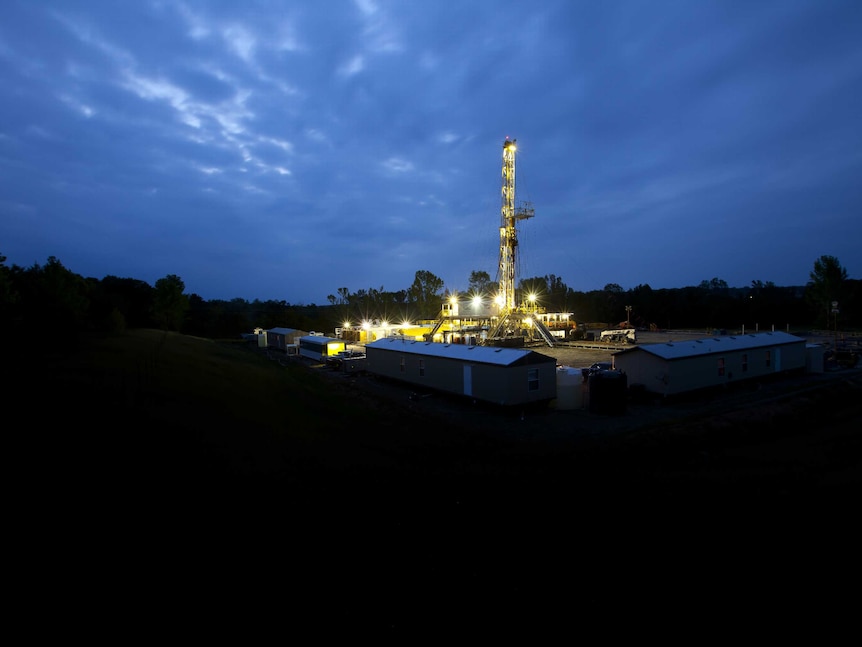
[625,305,632,327]
[832,301,839,350]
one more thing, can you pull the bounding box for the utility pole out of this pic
[832,301,839,350]
[625,305,632,327]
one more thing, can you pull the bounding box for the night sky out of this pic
[2,0,860,304]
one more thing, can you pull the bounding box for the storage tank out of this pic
[805,344,827,373]
[555,366,585,410]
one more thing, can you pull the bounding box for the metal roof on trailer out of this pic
[366,338,555,367]
[268,327,300,335]
[613,331,804,361]
[298,335,342,344]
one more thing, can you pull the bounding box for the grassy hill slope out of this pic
[7,329,860,633]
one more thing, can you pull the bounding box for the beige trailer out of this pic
[364,338,557,407]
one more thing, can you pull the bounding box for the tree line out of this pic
[1,252,857,348]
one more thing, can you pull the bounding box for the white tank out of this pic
[555,366,585,410]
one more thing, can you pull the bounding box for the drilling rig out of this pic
[422,137,556,346]
[485,137,555,347]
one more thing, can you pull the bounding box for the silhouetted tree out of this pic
[806,255,848,328]
[699,278,729,291]
[0,253,18,335]
[153,274,189,331]
[518,276,549,307]
[408,270,444,319]
[545,274,570,313]
[468,270,494,296]
[602,283,625,324]
[95,276,155,330]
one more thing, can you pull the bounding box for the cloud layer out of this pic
[2,0,860,303]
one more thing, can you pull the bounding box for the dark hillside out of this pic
[8,330,859,633]
[10,329,860,509]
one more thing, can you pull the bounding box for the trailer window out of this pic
[418,359,425,377]
[717,357,725,377]
[742,353,748,373]
[765,350,771,368]
[400,357,405,373]
[527,368,539,391]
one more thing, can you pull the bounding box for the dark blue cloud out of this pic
[1,0,860,304]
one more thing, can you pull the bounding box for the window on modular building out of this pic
[527,368,539,391]
[765,350,771,368]
[419,359,425,377]
[742,353,748,372]
[717,357,725,377]
[400,357,405,373]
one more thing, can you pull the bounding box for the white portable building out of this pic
[612,331,807,397]
[365,338,557,407]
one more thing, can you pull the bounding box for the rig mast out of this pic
[497,137,534,314]
[484,137,554,346]
[425,137,555,347]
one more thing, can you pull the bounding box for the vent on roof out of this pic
[696,340,703,343]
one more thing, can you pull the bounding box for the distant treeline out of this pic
[1,253,857,348]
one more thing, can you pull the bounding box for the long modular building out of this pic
[364,338,557,407]
[263,327,308,351]
[611,331,807,397]
[298,335,347,362]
